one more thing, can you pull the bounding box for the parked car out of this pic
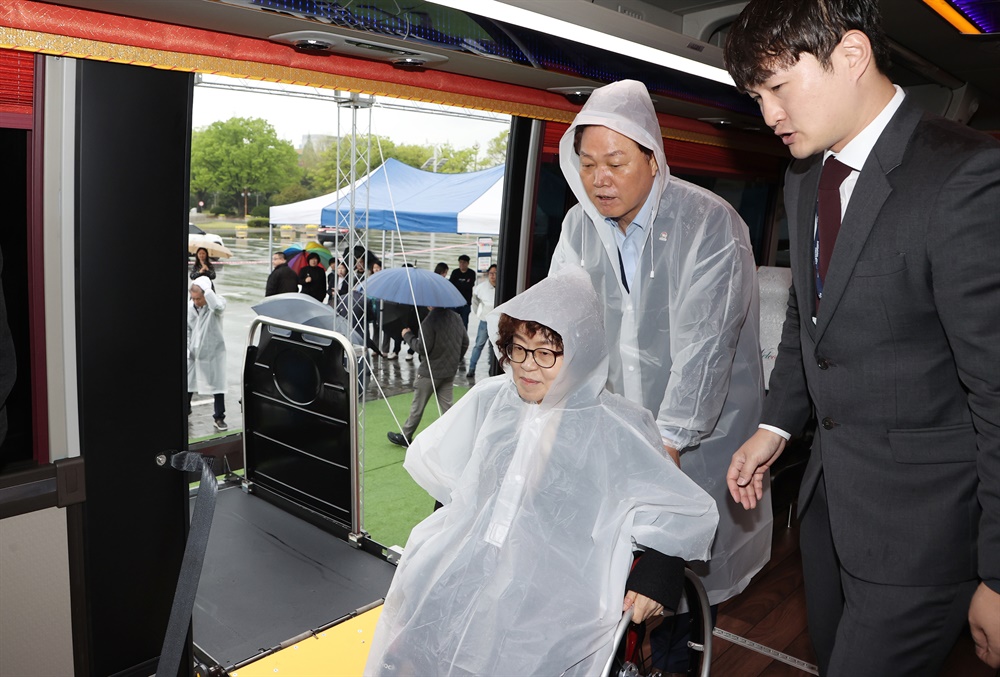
[317,225,350,246]
[188,223,225,259]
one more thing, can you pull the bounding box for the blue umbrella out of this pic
[362,267,466,308]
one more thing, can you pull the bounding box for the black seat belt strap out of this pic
[156,452,217,677]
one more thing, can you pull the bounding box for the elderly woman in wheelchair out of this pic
[364,267,719,676]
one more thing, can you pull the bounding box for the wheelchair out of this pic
[603,568,713,677]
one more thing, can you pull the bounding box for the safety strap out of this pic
[156,452,217,677]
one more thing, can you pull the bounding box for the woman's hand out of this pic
[623,590,664,623]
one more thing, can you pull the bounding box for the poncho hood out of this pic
[559,79,671,227]
[191,275,213,293]
[487,265,608,410]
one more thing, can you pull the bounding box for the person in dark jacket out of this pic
[265,251,299,296]
[387,307,468,447]
[448,254,476,329]
[297,252,327,302]
[190,247,217,288]
[328,260,350,299]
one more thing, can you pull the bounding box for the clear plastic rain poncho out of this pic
[364,267,719,676]
[187,276,227,395]
[550,80,770,605]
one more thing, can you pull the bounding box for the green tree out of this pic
[190,117,301,217]
[441,143,478,173]
[311,134,501,191]
[393,143,435,170]
[299,133,336,172]
[313,134,399,193]
[484,130,508,167]
[271,184,314,206]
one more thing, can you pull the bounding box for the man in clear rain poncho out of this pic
[364,267,719,676]
[188,275,228,431]
[549,79,770,667]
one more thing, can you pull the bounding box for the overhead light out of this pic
[391,57,429,71]
[292,38,334,53]
[547,86,596,105]
[922,0,984,34]
[424,0,736,86]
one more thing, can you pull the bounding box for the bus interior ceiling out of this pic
[1,0,998,675]
[28,0,1000,275]
[34,0,1000,133]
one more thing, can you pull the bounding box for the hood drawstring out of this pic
[648,200,659,280]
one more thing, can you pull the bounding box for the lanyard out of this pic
[813,216,824,301]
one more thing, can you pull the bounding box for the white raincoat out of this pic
[365,267,719,677]
[550,80,770,605]
[187,276,227,395]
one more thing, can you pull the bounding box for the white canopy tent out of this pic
[268,188,348,226]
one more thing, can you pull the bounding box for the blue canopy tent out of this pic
[320,158,504,235]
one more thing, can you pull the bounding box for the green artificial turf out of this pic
[361,386,469,549]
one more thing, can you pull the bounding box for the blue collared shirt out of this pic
[607,192,656,290]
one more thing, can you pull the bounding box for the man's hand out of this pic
[664,444,680,467]
[969,582,1000,668]
[623,590,665,624]
[401,328,411,338]
[727,429,786,510]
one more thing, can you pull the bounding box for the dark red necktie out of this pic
[816,157,853,302]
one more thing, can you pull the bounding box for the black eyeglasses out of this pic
[505,343,563,369]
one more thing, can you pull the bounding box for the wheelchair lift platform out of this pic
[192,484,394,671]
[191,317,395,673]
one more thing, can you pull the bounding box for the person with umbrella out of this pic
[190,246,216,287]
[188,276,228,431]
[387,306,468,448]
[297,251,327,303]
[367,267,469,448]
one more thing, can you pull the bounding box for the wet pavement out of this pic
[187,231,494,442]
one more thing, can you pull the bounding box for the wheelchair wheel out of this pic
[603,569,712,677]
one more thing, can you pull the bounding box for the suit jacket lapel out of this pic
[814,98,924,341]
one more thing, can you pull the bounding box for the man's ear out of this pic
[839,30,873,81]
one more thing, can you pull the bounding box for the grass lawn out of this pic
[361,386,469,549]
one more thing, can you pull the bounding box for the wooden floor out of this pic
[709,515,998,676]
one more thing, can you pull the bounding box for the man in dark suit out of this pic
[723,1,1000,674]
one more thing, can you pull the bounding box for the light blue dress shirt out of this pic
[606,192,656,290]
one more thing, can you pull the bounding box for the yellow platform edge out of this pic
[231,605,383,677]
